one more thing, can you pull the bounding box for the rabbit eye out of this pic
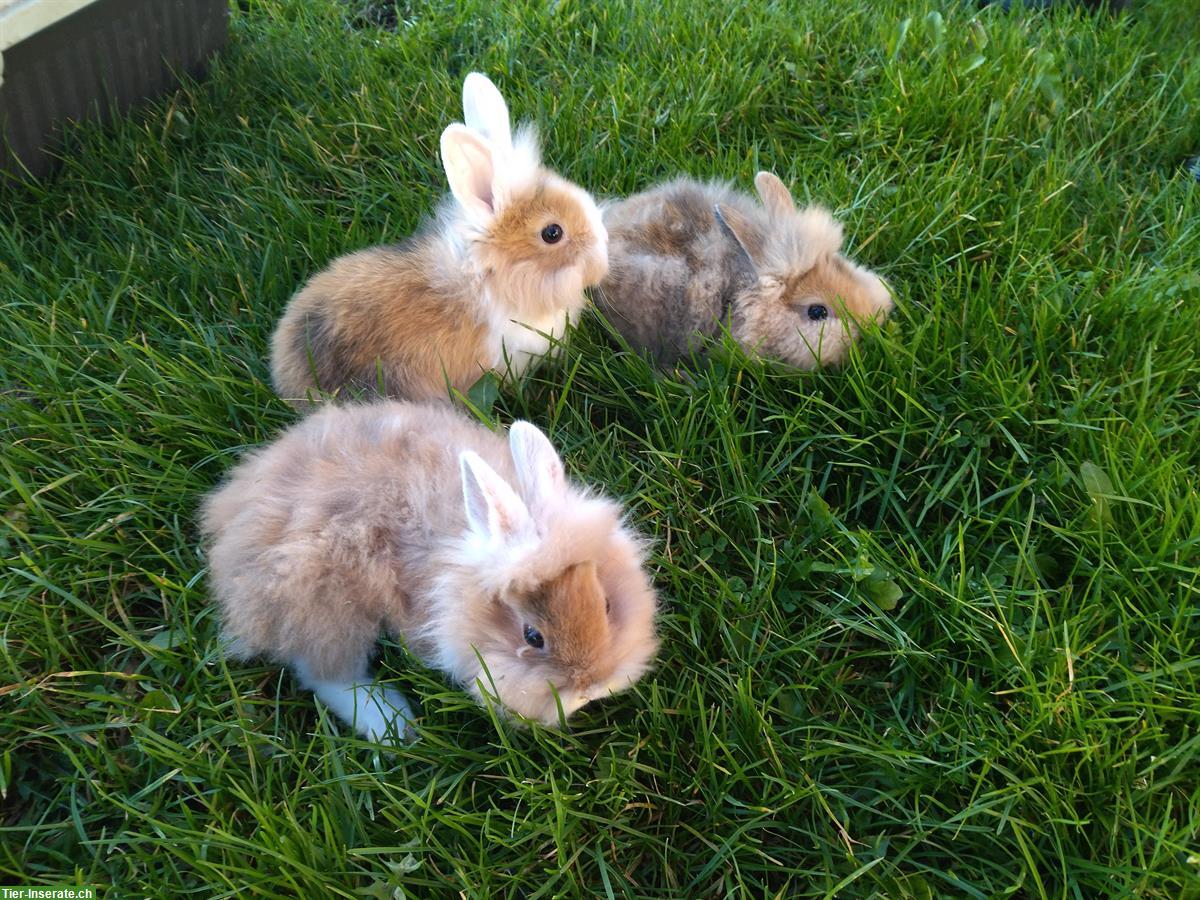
[605,596,611,615]
[540,223,564,244]
[523,624,545,649]
[806,304,829,322]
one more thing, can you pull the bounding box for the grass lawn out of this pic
[2,0,1199,895]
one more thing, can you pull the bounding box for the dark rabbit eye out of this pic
[540,223,564,244]
[523,624,545,649]
[806,304,829,322]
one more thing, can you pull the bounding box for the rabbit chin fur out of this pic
[199,402,658,741]
[596,174,893,369]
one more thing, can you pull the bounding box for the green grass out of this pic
[2,0,1198,895]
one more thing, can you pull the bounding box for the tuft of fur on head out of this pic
[423,421,658,726]
[754,205,844,276]
[508,124,543,191]
[462,71,541,189]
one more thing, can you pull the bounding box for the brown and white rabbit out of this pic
[594,171,892,368]
[270,73,609,407]
[199,402,659,742]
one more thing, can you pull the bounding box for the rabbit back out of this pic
[597,179,760,364]
[200,402,513,680]
[270,241,494,406]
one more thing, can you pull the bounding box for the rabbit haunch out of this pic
[199,403,659,742]
[269,73,608,407]
[596,171,892,368]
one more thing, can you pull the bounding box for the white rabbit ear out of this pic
[462,72,513,151]
[460,451,532,543]
[508,421,567,518]
[754,171,796,220]
[441,124,504,222]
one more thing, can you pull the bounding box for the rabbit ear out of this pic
[462,72,514,150]
[714,204,764,274]
[460,451,532,543]
[441,124,504,223]
[754,171,796,219]
[508,421,567,520]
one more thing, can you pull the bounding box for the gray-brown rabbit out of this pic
[595,171,892,367]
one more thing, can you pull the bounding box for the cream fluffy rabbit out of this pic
[199,403,659,742]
